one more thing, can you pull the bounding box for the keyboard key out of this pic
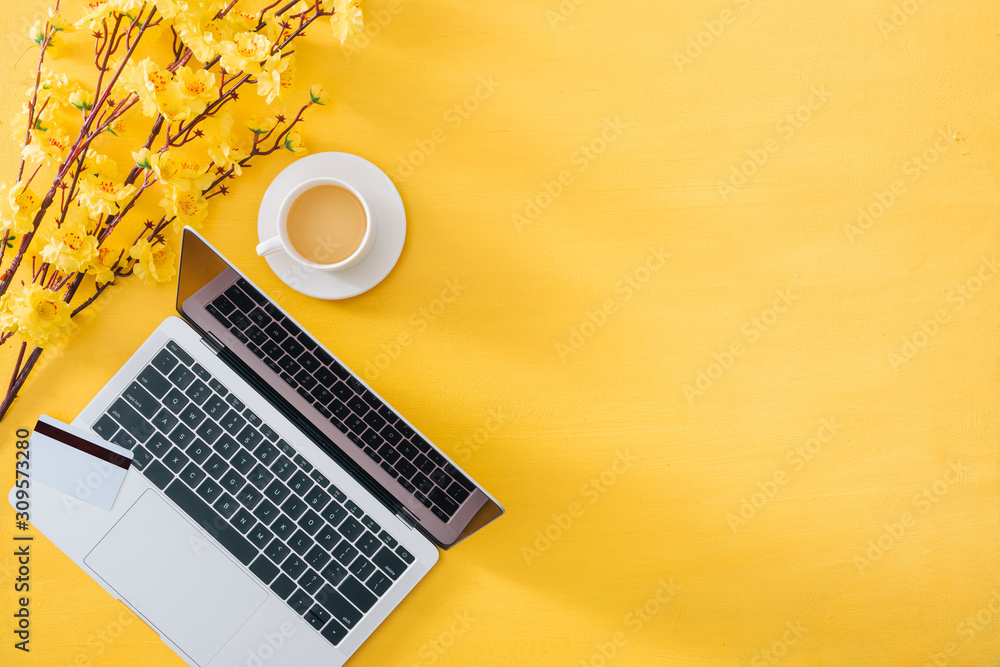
[395,546,414,564]
[168,365,196,390]
[250,555,279,584]
[429,468,448,485]
[220,409,246,435]
[299,568,323,596]
[378,445,400,465]
[237,485,264,509]
[248,524,273,549]
[264,480,290,504]
[344,500,363,518]
[225,284,256,312]
[123,381,159,418]
[269,574,296,600]
[248,464,274,489]
[195,420,223,445]
[316,525,340,551]
[205,454,227,479]
[231,450,255,475]
[356,532,380,558]
[196,479,223,503]
[288,529,312,555]
[130,443,152,468]
[447,481,471,503]
[304,486,331,509]
[163,447,190,473]
[213,492,238,519]
[367,571,392,596]
[288,589,311,614]
[340,517,364,542]
[429,487,459,514]
[271,456,294,481]
[305,605,330,631]
[208,378,228,397]
[253,499,279,524]
[213,434,240,459]
[378,531,398,550]
[191,363,211,382]
[380,424,402,445]
[165,341,194,366]
[305,545,331,570]
[265,539,291,565]
[322,560,348,586]
[255,441,279,465]
[271,515,296,540]
[146,432,172,458]
[320,619,348,646]
[260,424,278,441]
[203,395,228,420]
[281,554,307,579]
[186,439,211,464]
[413,454,436,474]
[288,471,312,496]
[151,408,178,435]
[162,389,188,415]
[179,404,206,429]
[283,495,307,520]
[413,473,434,494]
[315,585,362,629]
[169,424,196,448]
[244,410,262,428]
[300,509,322,535]
[349,557,376,582]
[373,547,406,579]
[221,470,244,494]
[151,349,178,375]
[339,575,376,613]
[108,398,155,443]
[232,508,254,533]
[92,415,118,440]
[332,540,359,566]
[164,481,255,565]
[143,460,173,489]
[295,370,317,390]
[186,379,211,405]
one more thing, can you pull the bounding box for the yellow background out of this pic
[2,0,1000,665]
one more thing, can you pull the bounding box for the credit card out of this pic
[31,414,133,510]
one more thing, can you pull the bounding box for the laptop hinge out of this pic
[200,332,224,355]
[396,506,418,530]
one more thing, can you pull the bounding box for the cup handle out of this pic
[255,236,283,257]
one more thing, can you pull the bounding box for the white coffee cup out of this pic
[256,176,375,271]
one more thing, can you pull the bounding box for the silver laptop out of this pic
[19,228,503,666]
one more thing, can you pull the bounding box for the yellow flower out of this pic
[174,15,234,63]
[121,59,171,117]
[68,88,94,112]
[256,54,292,104]
[39,217,99,273]
[152,0,183,20]
[76,0,116,29]
[21,127,71,167]
[309,84,331,106]
[34,68,74,106]
[4,284,72,348]
[162,188,210,230]
[87,245,120,286]
[331,0,364,44]
[47,8,76,33]
[130,239,176,284]
[77,172,136,217]
[247,114,277,135]
[83,150,121,178]
[29,20,47,45]
[154,85,193,122]
[219,32,273,75]
[228,9,258,31]
[3,181,42,232]
[174,66,217,114]
[283,131,306,154]
[106,116,127,136]
[149,150,213,191]
[133,147,153,169]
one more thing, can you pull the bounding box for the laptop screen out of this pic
[176,228,503,548]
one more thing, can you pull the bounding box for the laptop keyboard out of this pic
[204,278,475,522]
[91,339,415,647]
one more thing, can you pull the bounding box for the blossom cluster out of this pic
[0,0,362,415]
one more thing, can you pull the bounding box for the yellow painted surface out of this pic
[2,1,1000,665]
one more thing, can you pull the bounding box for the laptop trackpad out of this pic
[85,491,267,666]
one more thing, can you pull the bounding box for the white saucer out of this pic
[256,152,406,299]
